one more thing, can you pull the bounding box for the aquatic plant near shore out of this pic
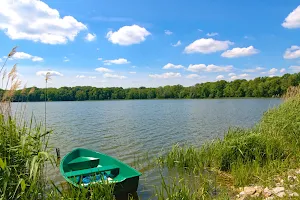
[0,47,53,199]
[159,85,300,198]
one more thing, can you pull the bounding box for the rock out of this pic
[263,187,273,197]
[289,192,299,197]
[272,186,285,194]
[295,169,300,174]
[250,192,260,198]
[286,190,299,197]
[244,187,256,195]
[276,191,286,198]
[237,195,249,200]
[254,186,263,194]
[238,191,245,197]
[288,175,297,182]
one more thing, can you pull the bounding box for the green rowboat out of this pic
[60,148,142,194]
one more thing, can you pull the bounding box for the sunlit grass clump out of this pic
[159,85,300,197]
[0,47,52,200]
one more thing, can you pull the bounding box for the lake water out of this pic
[13,99,281,198]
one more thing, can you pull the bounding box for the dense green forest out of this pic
[2,72,300,101]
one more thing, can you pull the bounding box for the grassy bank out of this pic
[158,86,300,199]
[0,47,52,199]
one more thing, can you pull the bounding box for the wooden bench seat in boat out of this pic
[67,157,100,170]
[65,164,119,177]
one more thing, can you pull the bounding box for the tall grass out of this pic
[0,47,53,199]
[47,181,117,200]
[159,85,300,197]
[0,47,120,200]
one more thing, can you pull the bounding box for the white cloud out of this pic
[12,52,43,62]
[269,68,278,74]
[239,73,249,78]
[221,46,259,58]
[165,30,173,35]
[282,6,300,28]
[172,40,181,47]
[198,29,203,32]
[95,67,113,73]
[230,73,249,80]
[106,25,150,45]
[103,73,126,79]
[206,32,218,37]
[289,66,300,72]
[283,46,300,59]
[228,73,236,76]
[131,66,136,68]
[184,38,233,54]
[88,76,96,79]
[149,72,181,79]
[97,58,103,61]
[13,52,32,60]
[63,56,70,62]
[96,48,100,51]
[103,58,130,65]
[280,68,286,73]
[230,75,238,80]
[0,0,87,44]
[187,64,233,72]
[162,63,184,69]
[36,70,63,77]
[76,75,86,78]
[0,58,2,62]
[186,74,202,79]
[129,71,136,74]
[216,75,224,80]
[243,67,264,73]
[85,33,96,41]
[31,57,43,62]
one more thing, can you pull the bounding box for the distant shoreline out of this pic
[11,97,281,103]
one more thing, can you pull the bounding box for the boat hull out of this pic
[114,176,140,194]
[59,148,142,194]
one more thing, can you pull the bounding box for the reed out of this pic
[0,47,53,200]
[159,85,300,197]
[48,181,116,200]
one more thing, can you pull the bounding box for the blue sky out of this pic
[0,0,300,88]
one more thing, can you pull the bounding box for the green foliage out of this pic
[47,181,116,200]
[9,72,300,101]
[154,172,230,200]
[0,115,53,200]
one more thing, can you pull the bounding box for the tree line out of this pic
[2,72,300,102]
